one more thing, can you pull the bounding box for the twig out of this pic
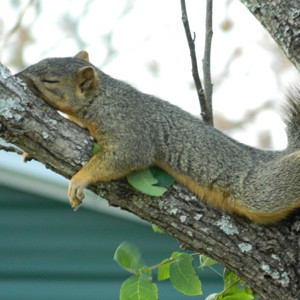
[0,144,23,155]
[203,0,214,125]
[180,0,212,125]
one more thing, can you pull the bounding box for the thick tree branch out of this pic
[1,63,300,299]
[240,0,300,72]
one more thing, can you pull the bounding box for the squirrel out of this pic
[16,51,300,225]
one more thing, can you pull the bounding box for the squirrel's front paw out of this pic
[22,152,33,162]
[68,177,87,211]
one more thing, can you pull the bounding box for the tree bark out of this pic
[239,0,300,72]
[1,1,300,298]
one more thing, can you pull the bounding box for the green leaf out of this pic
[149,166,175,188]
[223,269,240,290]
[126,168,167,196]
[151,224,164,234]
[114,242,145,273]
[169,253,202,296]
[199,255,218,269]
[157,258,170,281]
[223,269,237,289]
[171,251,181,259]
[120,274,158,300]
[92,143,102,155]
[245,286,254,295]
[220,269,254,300]
[221,290,254,300]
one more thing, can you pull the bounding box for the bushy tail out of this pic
[283,88,300,152]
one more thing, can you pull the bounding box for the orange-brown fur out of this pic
[156,162,299,225]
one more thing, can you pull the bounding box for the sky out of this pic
[0,0,299,183]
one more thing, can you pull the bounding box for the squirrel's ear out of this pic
[75,51,90,62]
[76,66,97,93]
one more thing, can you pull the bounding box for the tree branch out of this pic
[1,62,300,299]
[180,0,213,125]
[203,0,214,119]
[0,144,23,155]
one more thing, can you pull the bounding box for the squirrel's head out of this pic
[15,51,98,116]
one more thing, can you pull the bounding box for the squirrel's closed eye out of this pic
[41,79,59,83]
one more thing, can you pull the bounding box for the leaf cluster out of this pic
[114,242,255,300]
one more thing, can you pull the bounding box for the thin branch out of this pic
[203,0,214,125]
[180,0,212,125]
[0,144,23,155]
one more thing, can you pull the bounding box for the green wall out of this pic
[0,184,222,299]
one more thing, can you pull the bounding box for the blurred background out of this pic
[0,0,298,299]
